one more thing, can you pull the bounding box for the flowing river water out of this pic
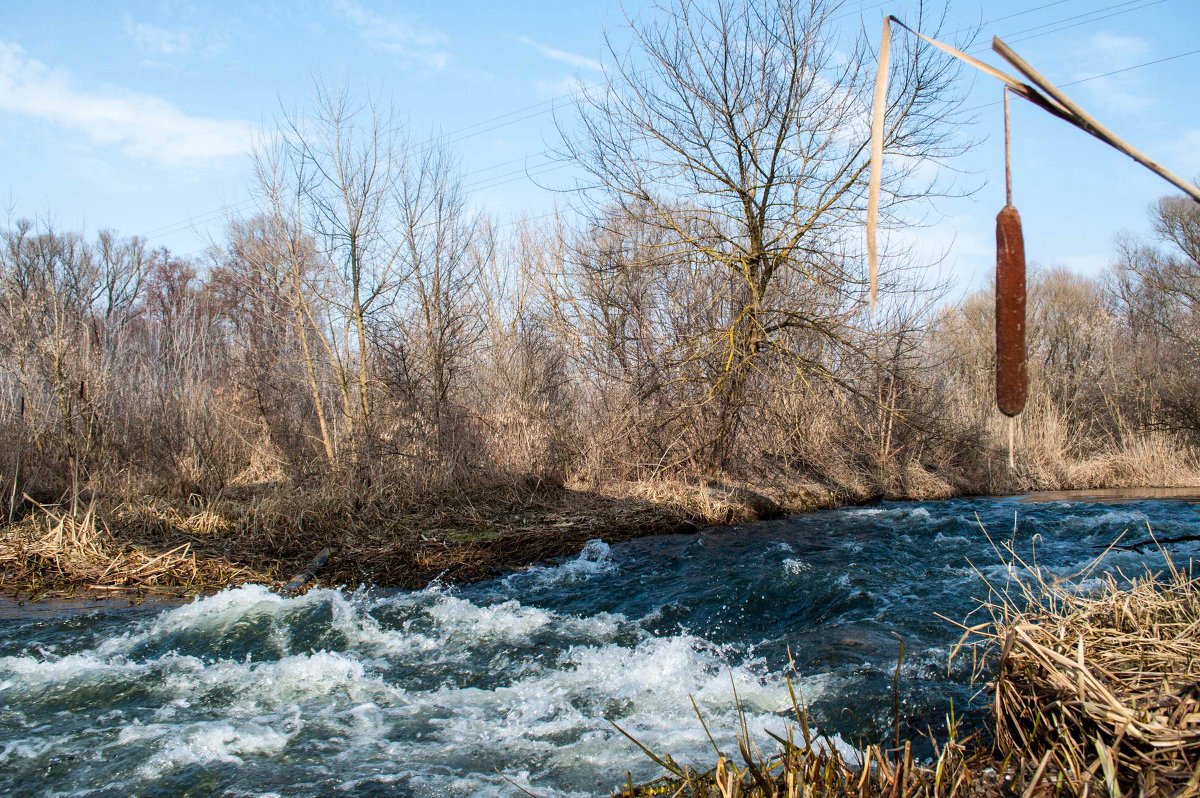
[2,493,1199,797]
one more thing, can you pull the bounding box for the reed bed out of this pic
[0,502,262,597]
[618,542,1200,798]
[976,551,1200,797]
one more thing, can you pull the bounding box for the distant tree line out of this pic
[1,0,1196,520]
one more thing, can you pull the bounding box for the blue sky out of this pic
[2,0,1197,295]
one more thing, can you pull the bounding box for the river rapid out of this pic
[2,494,1198,797]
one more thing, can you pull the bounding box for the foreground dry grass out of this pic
[617,554,1200,798]
[987,558,1200,795]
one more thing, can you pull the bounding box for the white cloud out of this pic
[520,37,603,73]
[122,17,230,59]
[1071,32,1155,115]
[1085,32,1150,63]
[329,0,449,70]
[0,40,251,163]
[124,19,193,56]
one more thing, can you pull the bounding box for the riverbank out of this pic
[0,475,852,599]
[4,465,1200,600]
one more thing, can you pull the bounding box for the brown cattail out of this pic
[995,204,1027,417]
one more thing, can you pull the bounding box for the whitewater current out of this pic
[2,494,1198,797]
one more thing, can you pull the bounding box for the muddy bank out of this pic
[3,479,1196,601]
[0,478,843,600]
[1018,486,1200,503]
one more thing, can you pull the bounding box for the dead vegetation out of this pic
[0,474,838,597]
[983,558,1200,796]
[616,547,1200,798]
[0,502,261,597]
[1,0,1198,598]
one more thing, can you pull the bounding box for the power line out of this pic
[468,2,1186,194]
[470,162,572,193]
[966,0,1170,55]
[435,41,1200,197]
[138,0,917,243]
[444,0,1168,152]
[145,0,1177,243]
[433,0,896,144]
[960,0,1076,29]
[142,201,255,240]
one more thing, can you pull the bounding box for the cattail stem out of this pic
[1004,88,1013,207]
[1009,416,1016,470]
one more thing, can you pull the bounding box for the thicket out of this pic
[2,190,1195,525]
[1,0,1197,546]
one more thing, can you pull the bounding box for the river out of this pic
[2,493,1198,797]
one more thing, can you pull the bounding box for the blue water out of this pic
[1,494,1197,797]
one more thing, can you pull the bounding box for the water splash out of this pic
[2,494,1198,796]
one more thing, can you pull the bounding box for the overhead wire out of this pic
[467,0,1185,193]
[965,0,1170,55]
[144,0,1180,243]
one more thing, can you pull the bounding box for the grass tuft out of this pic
[616,541,1200,798]
[0,501,261,597]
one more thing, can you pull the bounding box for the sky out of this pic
[1,0,1198,296]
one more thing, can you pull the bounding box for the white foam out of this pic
[0,650,147,686]
[422,595,553,638]
[782,558,811,575]
[845,505,932,522]
[399,631,822,786]
[0,583,850,796]
[164,650,402,711]
[508,539,619,588]
[121,719,292,777]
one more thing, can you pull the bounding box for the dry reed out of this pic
[618,537,1200,798]
[972,544,1200,797]
[613,677,997,798]
[0,501,262,597]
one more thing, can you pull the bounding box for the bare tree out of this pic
[267,83,406,457]
[557,0,966,465]
[1111,194,1200,438]
[393,141,489,454]
[219,215,337,467]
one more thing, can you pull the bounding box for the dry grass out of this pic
[0,477,704,596]
[602,478,832,526]
[0,502,262,597]
[1065,435,1200,491]
[617,539,1200,798]
[971,546,1200,797]
[0,473,852,598]
[613,675,998,798]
